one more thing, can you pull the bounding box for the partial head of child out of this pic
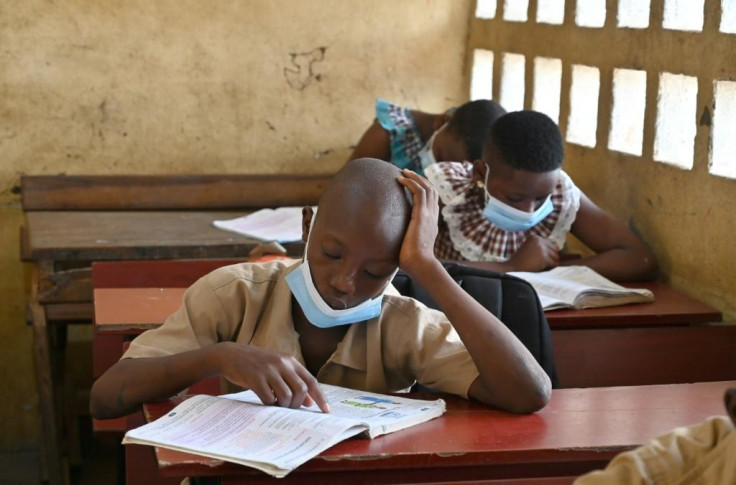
[292,158,412,317]
[473,110,563,231]
[422,99,507,167]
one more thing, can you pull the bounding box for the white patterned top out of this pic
[425,161,581,262]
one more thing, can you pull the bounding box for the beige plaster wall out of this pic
[467,1,736,322]
[0,0,473,448]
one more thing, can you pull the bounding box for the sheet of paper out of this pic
[212,207,309,243]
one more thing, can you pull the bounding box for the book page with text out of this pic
[510,266,653,309]
[123,394,364,478]
[223,384,446,437]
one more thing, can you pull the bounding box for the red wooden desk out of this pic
[92,283,724,330]
[130,381,735,484]
[94,279,735,388]
[92,275,723,332]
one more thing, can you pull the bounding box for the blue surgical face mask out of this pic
[417,123,447,169]
[285,216,398,328]
[481,168,554,232]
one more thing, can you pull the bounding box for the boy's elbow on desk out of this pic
[510,375,552,414]
[471,372,552,414]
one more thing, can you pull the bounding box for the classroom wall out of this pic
[467,1,736,324]
[0,0,473,448]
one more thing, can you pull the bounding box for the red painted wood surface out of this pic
[94,288,186,329]
[93,283,722,331]
[92,333,129,378]
[135,381,734,484]
[92,258,248,288]
[93,286,734,388]
[553,326,736,387]
[418,479,575,485]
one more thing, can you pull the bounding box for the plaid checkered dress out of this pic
[375,99,427,175]
[425,162,581,262]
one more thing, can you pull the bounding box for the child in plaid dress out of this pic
[425,110,658,282]
[349,99,506,176]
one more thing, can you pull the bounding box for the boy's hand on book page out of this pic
[217,342,330,413]
[508,235,559,272]
[397,169,440,278]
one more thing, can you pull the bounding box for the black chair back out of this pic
[392,263,558,387]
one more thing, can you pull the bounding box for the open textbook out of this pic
[212,207,309,243]
[508,266,654,311]
[122,384,445,478]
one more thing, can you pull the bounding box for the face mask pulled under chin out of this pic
[480,167,554,232]
[285,216,398,328]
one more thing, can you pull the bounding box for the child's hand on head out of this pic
[508,234,560,272]
[396,169,440,277]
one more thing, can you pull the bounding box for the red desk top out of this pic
[94,281,722,332]
[137,381,734,482]
[94,288,186,330]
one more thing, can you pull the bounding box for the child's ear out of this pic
[301,207,314,243]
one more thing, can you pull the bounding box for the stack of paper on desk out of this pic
[509,266,655,311]
[122,384,445,478]
[213,207,308,243]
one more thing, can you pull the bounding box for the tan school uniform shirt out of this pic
[122,259,480,398]
[575,416,736,485]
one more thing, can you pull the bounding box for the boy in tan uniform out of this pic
[90,158,551,419]
[575,387,736,485]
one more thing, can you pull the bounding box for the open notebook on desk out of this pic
[123,384,445,478]
[509,266,654,311]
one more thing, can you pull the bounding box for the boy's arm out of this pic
[566,192,659,282]
[90,343,329,419]
[397,170,551,414]
[348,119,391,162]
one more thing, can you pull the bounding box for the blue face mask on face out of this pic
[285,217,398,328]
[480,168,554,232]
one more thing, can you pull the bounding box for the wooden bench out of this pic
[21,174,331,485]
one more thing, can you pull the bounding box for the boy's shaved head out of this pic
[321,158,411,219]
[313,158,412,258]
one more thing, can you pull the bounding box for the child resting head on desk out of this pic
[574,387,736,484]
[349,98,507,176]
[89,158,551,420]
[424,110,659,282]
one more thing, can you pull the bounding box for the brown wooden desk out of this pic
[129,381,735,484]
[21,174,328,485]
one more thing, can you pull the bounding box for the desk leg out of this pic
[31,267,66,485]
